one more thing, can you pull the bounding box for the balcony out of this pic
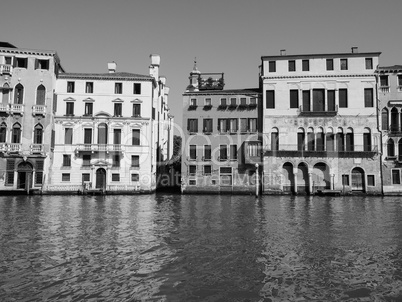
[8,143,22,153]
[0,64,12,75]
[298,105,338,117]
[32,105,46,116]
[10,104,24,115]
[243,141,262,164]
[264,144,378,159]
[75,144,125,153]
[30,144,44,154]
[389,126,402,135]
[0,143,7,152]
[0,104,9,113]
[380,86,390,93]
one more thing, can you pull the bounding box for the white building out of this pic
[45,55,173,193]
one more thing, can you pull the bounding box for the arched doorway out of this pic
[17,162,33,190]
[282,162,294,193]
[297,163,309,194]
[312,163,330,192]
[351,167,365,192]
[96,168,106,189]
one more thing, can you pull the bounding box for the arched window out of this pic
[307,128,315,151]
[34,124,43,144]
[316,127,325,151]
[391,107,399,132]
[36,85,46,105]
[2,83,9,105]
[381,108,389,131]
[363,128,371,151]
[14,84,24,104]
[346,128,354,152]
[0,122,7,143]
[387,139,395,157]
[271,127,279,151]
[398,139,402,161]
[12,123,21,143]
[98,123,108,144]
[326,128,335,151]
[297,128,305,151]
[336,128,344,152]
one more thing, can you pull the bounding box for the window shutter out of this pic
[34,59,39,69]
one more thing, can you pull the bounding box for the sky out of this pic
[1,0,402,132]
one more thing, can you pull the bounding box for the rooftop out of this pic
[59,72,154,81]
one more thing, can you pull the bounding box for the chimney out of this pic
[149,54,160,79]
[108,61,116,73]
[351,47,358,53]
[280,49,286,56]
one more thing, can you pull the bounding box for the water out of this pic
[1,194,402,301]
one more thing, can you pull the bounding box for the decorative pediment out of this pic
[82,122,94,127]
[112,98,124,103]
[111,123,124,128]
[64,97,76,102]
[93,160,110,167]
[62,122,75,127]
[95,111,111,117]
[83,97,95,102]
[131,98,142,103]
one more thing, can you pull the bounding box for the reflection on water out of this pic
[1,194,402,301]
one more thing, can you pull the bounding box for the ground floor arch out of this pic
[17,162,33,190]
[282,162,295,193]
[312,162,331,191]
[351,167,365,192]
[96,168,107,189]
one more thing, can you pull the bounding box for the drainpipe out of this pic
[375,69,384,195]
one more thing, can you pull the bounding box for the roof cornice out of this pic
[261,74,376,80]
[261,52,381,60]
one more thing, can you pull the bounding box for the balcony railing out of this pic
[32,105,46,116]
[10,104,24,114]
[380,86,390,93]
[0,64,12,75]
[264,144,378,158]
[75,144,125,153]
[298,105,338,117]
[0,143,7,152]
[30,144,44,154]
[8,143,22,153]
[0,104,9,113]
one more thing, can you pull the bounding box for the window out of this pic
[112,155,120,167]
[112,174,120,181]
[134,83,141,94]
[382,108,389,131]
[398,75,402,86]
[204,145,211,161]
[133,104,141,117]
[85,82,93,93]
[36,85,46,105]
[302,60,309,71]
[84,102,93,115]
[340,58,348,70]
[189,165,196,175]
[230,118,238,132]
[84,128,92,144]
[316,132,325,151]
[288,60,296,72]
[113,129,121,145]
[230,144,237,160]
[82,173,90,182]
[12,123,21,143]
[326,133,335,151]
[204,165,212,175]
[190,98,197,106]
[132,129,140,145]
[363,131,371,152]
[187,119,198,133]
[220,98,227,106]
[297,130,305,151]
[346,130,354,151]
[6,159,15,186]
[218,119,228,132]
[205,98,212,106]
[189,145,197,160]
[364,88,373,107]
[307,130,314,151]
[63,155,71,167]
[342,175,350,186]
[336,132,345,152]
[65,128,73,144]
[2,83,9,104]
[0,123,6,143]
[380,75,389,87]
[62,173,70,182]
[14,84,24,104]
[313,89,325,112]
[230,98,237,106]
[302,90,310,111]
[4,56,12,65]
[271,132,279,151]
[240,98,247,106]
[327,90,336,111]
[114,103,122,117]
[326,59,334,71]
[203,119,213,133]
[339,89,348,108]
[35,172,43,185]
[33,124,43,144]
[131,174,139,181]
[189,179,197,185]
[365,58,373,69]
[250,97,257,106]
[269,61,276,72]
[248,118,257,132]
[67,81,75,93]
[392,169,401,184]
[36,59,49,70]
[83,155,91,167]
[219,145,228,161]
[115,83,122,94]
[247,143,259,157]
[367,175,375,186]
[290,90,299,108]
[240,118,248,133]
[131,155,140,167]
[266,90,275,108]
[66,102,74,115]
[16,57,28,68]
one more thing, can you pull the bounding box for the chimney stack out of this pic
[108,62,117,73]
[280,49,286,56]
[351,47,358,53]
[149,54,160,79]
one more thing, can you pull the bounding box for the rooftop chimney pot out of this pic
[351,47,358,53]
[280,49,286,56]
[108,62,116,73]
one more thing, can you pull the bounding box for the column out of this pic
[293,167,298,194]
[308,172,313,194]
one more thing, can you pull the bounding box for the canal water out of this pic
[0,194,402,302]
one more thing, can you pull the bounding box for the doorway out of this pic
[17,162,33,190]
[96,168,106,189]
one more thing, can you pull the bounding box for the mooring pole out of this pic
[255,163,259,197]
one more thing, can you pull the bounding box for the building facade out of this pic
[377,65,402,194]
[45,55,172,193]
[261,48,382,195]
[0,43,62,193]
[181,63,262,194]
